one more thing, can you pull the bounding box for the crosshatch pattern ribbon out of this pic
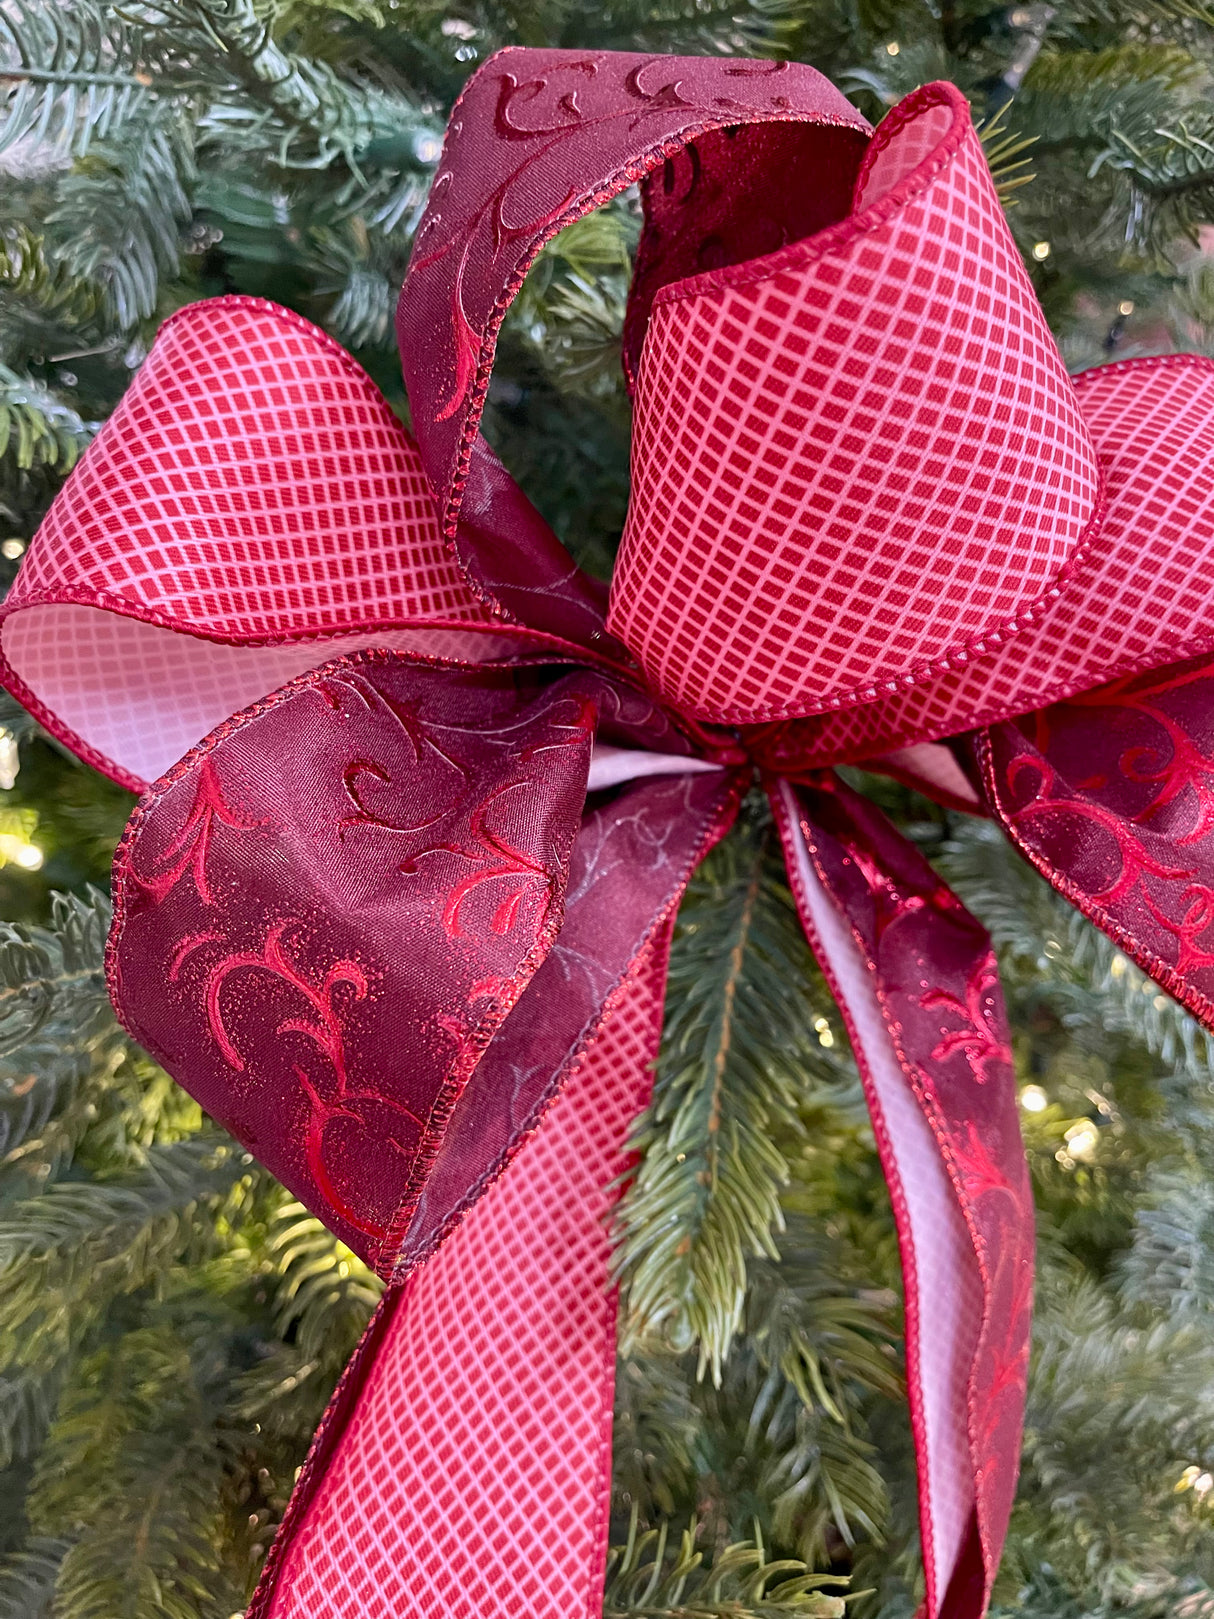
[7,45,1214,1619]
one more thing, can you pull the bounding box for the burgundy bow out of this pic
[6,48,1214,1619]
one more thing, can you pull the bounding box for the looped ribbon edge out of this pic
[7,47,1214,1619]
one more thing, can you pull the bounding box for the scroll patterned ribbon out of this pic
[6,46,1214,1619]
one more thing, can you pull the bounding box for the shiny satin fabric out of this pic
[5,46,1214,1619]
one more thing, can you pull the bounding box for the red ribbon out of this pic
[6,48,1214,1619]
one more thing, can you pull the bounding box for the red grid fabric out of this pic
[266,941,668,1619]
[794,354,1214,764]
[856,100,953,209]
[0,295,523,787]
[609,84,1099,724]
[7,296,492,638]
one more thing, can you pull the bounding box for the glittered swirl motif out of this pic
[109,656,600,1263]
[921,952,1013,1082]
[409,52,864,426]
[786,774,1032,1608]
[173,919,416,1239]
[125,755,268,905]
[982,655,1214,1023]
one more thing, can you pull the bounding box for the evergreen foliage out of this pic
[2,0,1214,1613]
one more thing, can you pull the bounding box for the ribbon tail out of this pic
[770,775,1032,1619]
[254,922,674,1618]
[239,754,743,1615]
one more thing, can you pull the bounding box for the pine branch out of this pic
[976,103,1037,206]
[46,103,194,329]
[614,1351,703,1521]
[603,1514,848,1618]
[1118,1171,1214,1316]
[614,811,835,1376]
[237,1199,381,1441]
[0,1535,70,1619]
[0,889,118,1170]
[0,886,111,1066]
[0,0,158,160]
[0,364,95,470]
[723,1225,899,1556]
[27,1328,244,1619]
[0,225,100,321]
[267,1203,382,1359]
[744,1230,901,1430]
[1018,1271,1214,1600]
[509,206,638,401]
[0,1366,57,1468]
[154,0,437,175]
[0,1133,247,1355]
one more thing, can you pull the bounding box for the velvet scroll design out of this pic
[9,43,1214,1619]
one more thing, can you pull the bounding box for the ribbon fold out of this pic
[7,46,1214,1619]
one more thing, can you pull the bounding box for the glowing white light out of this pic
[0,831,42,870]
[1063,1122,1098,1161]
[0,732,18,790]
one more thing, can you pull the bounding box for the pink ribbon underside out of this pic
[10,43,1214,1619]
[772,776,1032,1618]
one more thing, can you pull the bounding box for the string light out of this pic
[813,1014,835,1048]
[0,807,42,870]
[0,730,18,790]
[1032,240,1051,261]
[1118,299,1135,316]
[0,538,24,560]
[885,40,900,53]
[0,833,42,869]
[1176,1465,1214,1497]
[1062,1121,1098,1161]
[1019,1084,1048,1112]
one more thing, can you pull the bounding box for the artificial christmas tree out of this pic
[3,7,1214,1619]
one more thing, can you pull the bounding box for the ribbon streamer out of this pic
[6,46,1214,1619]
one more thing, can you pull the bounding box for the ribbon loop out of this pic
[610,81,1100,725]
[108,653,599,1268]
[977,653,1214,1025]
[780,354,1214,769]
[399,47,869,639]
[0,298,530,790]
